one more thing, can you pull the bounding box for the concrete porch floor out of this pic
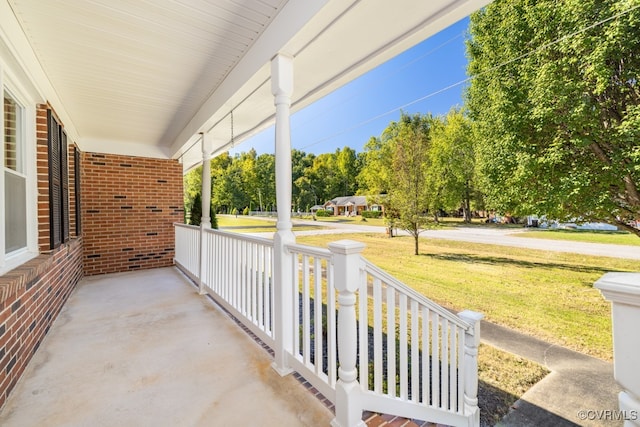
[0,267,333,426]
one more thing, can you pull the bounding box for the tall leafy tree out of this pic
[212,159,247,213]
[357,136,394,197]
[467,0,640,235]
[292,150,316,210]
[255,153,276,212]
[385,112,437,255]
[310,152,340,203]
[430,109,479,222]
[335,146,360,196]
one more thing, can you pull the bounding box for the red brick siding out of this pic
[68,144,78,239]
[36,104,51,252]
[36,104,79,249]
[81,153,183,275]
[0,238,83,408]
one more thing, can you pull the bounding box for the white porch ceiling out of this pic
[3,0,491,169]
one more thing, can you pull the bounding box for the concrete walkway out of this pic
[0,267,333,427]
[482,321,620,427]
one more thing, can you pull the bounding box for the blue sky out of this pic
[232,17,470,156]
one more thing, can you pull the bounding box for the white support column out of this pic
[201,133,213,229]
[329,240,366,427]
[596,273,640,427]
[459,310,483,427]
[199,133,214,295]
[271,53,296,375]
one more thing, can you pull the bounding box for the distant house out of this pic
[323,196,369,216]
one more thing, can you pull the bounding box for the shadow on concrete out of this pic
[498,398,580,427]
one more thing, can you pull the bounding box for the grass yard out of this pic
[515,228,640,246]
[478,344,549,426]
[297,233,636,361]
[217,215,327,233]
[309,215,388,227]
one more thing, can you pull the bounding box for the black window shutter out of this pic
[61,130,69,243]
[47,110,62,249]
[74,147,81,236]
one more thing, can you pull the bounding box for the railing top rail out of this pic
[174,222,274,246]
[362,257,471,330]
[203,227,275,246]
[173,222,199,231]
[286,242,332,259]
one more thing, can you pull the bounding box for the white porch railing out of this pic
[174,224,275,346]
[174,224,481,427]
[174,224,200,279]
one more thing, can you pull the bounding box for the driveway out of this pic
[288,219,640,260]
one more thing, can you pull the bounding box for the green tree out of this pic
[430,109,479,222]
[183,166,202,215]
[188,193,217,228]
[212,159,247,213]
[385,112,437,255]
[335,146,360,196]
[255,153,276,212]
[467,0,640,235]
[292,150,316,210]
[189,193,202,226]
[309,152,340,203]
[357,136,394,197]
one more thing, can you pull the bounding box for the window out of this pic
[4,90,27,254]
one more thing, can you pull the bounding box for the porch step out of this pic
[363,411,441,427]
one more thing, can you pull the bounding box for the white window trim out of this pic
[0,61,39,275]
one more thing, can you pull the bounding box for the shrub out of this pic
[243,206,250,215]
[187,193,218,228]
[315,209,330,217]
[231,207,238,216]
[211,209,218,229]
[362,210,382,219]
[189,194,202,226]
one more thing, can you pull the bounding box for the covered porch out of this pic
[0,267,334,426]
[2,0,639,421]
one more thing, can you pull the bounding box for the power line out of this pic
[299,3,640,151]
[292,31,466,130]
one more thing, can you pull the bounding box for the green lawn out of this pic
[514,228,640,246]
[297,233,635,361]
[307,215,388,227]
[217,215,327,233]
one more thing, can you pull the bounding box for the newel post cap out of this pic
[328,240,366,256]
[595,272,640,306]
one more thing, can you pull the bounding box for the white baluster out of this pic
[329,240,365,427]
[458,310,483,427]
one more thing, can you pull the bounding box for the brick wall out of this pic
[0,238,83,408]
[36,105,51,252]
[35,104,81,251]
[81,152,183,275]
[0,103,85,407]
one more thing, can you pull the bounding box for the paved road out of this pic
[288,218,640,260]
